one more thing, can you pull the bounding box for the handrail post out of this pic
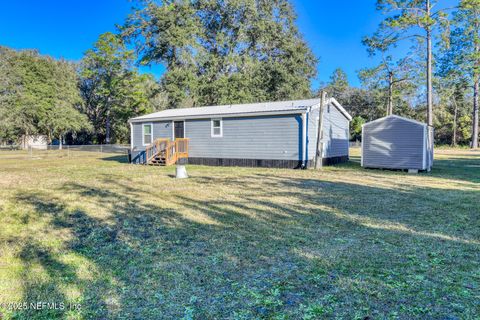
[166,142,169,164]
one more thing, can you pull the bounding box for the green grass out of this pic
[0,149,479,319]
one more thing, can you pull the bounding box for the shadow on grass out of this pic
[350,152,480,184]
[431,156,480,184]
[9,160,480,319]
[100,155,130,163]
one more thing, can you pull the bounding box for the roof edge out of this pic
[129,109,308,123]
[309,97,352,121]
[329,97,352,121]
[362,115,427,128]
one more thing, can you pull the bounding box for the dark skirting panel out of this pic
[304,156,350,168]
[321,155,350,166]
[186,156,349,169]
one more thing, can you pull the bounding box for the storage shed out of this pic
[361,115,433,171]
[129,98,352,168]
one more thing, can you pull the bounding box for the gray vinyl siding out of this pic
[131,107,350,162]
[186,115,301,160]
[307,108,319,161]
[322,103,350,158]
[131,123,143,151]
[362,117,426,170]
[132,121,172,151]
[307,103,350,161]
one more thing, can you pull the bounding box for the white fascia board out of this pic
[422,125,427,170]
[129,109,308,123]
[329,97,352,121]
[301,113,307,165]
[361,127,364,167]
[310,98,352,121]
[363,115,427,128]
[307,103,321,113]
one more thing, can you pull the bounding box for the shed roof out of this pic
[129,98,351,122]
[363,115,427,128]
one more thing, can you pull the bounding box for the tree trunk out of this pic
[388,72,394,116]
[22,132,27,150]
[472,21,480,149]
[452,98,458,147]
[105,114,111,144]
[59,135,63,150]
[472,77,479,148]
[105,96,112,144]
[426,0,433,127]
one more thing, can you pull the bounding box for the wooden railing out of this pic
[145,138,170,164]
[175,138,189,159]
[141,138,189,166]
[130,150,146,165]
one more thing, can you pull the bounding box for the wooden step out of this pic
[148,161,166,166]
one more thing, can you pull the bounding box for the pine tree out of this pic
[449,0,480,148]
[327,68,350,98]
[359,54,418,116]
[364,0,454,127]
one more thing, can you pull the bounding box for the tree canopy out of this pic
[122,0,318,108]
[79,32,160,144]
[1,0,479,147]
[0,47,90,144]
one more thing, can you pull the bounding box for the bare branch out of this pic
[431,6,458,18]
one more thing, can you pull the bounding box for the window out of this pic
[143,124,152,145]
[211,119,223,137]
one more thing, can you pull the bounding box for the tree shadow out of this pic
[350,151,480,184]
[9,166,480,319]
[100,155,130,163]
[431,156,480,184]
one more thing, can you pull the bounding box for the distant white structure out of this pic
[20,135,48,150]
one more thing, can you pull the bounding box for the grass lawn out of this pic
[0,149,479,319]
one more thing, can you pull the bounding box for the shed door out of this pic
[174,121,185,139]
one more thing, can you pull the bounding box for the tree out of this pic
[122,0,317,108]
[0,48,49,141]
[79,32,158,144]
[350,116,366,141]
[437,43,472,146]
[321,69,381,122]
[0,47,21,142]
[40,59,91,148]
[364,0,453,127]
[327,68,350,99]
[446,0,480,148]
[359,54,418,116]
[0,47,89,145]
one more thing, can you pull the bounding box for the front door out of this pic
[174,121,185,139]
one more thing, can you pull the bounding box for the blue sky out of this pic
[0,0,388,87]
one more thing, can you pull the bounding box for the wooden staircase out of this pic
[145,138,189,166]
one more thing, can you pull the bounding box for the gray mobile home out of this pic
[129,98,352,168]
[361,115,434,171]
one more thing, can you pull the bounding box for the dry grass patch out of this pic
[0,149,479,319]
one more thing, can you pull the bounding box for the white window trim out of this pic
[172,120,186,140]
[142,123,153,146]
[211,118,223,138]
